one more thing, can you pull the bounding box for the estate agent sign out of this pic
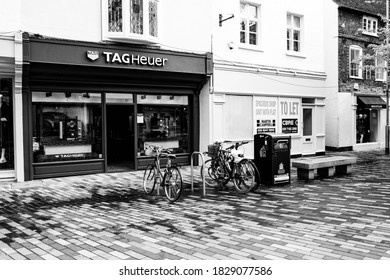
[254,96,277,134]
[254,96,301,135]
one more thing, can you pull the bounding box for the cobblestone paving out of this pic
[0,150,390,260]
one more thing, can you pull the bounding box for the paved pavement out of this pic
[0,149,390,260]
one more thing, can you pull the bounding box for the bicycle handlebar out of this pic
[204,140,249,156]
[227,141,249,150]
[145,144,172,155]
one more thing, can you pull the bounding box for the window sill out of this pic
[350,76,363,80]
[104,33,159,45]
[362,31,378,37]
[285,51,306,58]
[238,43,264,52]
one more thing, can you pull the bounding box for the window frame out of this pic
[349,45,363,79]
[286,13,303,53]
[362,16,378,37]
[375,56,387,82]
[31,91,103,164]
[239,1,261,50]
[102,0,160,44]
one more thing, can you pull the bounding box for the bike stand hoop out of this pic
[190,152,206,196]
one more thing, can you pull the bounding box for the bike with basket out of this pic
[202,140,260,193]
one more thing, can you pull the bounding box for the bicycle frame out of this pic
[143,144,183,202]
[203,141,258,193]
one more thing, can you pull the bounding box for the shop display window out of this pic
[137,95,189,157]
[0,78,14,170]
[32,92,102,163]
[356,109,372,144]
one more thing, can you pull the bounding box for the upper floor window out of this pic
[240,2,260,46]
[104,0,159,44]
[286,13,302,52]
[349,45,363,79]
[362,16,378,36]
[375,57,387,81]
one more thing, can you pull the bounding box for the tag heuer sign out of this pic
[87,51,99,61]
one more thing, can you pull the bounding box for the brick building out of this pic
[326,0,389,151]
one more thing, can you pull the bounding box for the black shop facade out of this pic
[22,34,212,180]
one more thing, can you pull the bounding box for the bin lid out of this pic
[255,133,291,139]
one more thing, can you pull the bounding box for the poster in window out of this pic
[253,96,277,134]
[279,97,300,134]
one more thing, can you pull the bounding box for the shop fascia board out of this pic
[212,89,327,101]
[213,59,327,81]
[23,34,212,76]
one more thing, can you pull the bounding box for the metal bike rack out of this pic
[190,152,206,196]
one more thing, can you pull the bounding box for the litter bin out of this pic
[254,133,291,185]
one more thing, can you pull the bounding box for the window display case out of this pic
[137,95,189,157]
[32,92,102,163]
[0,78,14,170]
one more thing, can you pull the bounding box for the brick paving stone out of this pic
[109,251,130,259]
[40,254,59,260]
[24,253,44,260]
[9,253,27,260]
[1,150,390,260]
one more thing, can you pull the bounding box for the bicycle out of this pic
[201,141,260,193]
[143,144,183,202]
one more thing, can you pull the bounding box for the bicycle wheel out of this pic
[232,159,257,193]
[202,159,230,186]
[143,164,157,195]
[163,166,183,202]
[248,160,261,191]
[201,159,219,187]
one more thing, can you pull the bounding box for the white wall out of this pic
[200,0,333,157]
[1,0,213,54]
[19,0,101,42]
[159,0,212,53]
[323,0,341,149]
[211,0,326,73]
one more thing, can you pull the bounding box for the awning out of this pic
[357,96,387,109]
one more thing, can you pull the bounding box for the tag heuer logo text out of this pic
[87,51,99,61]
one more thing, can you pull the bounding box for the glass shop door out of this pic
[106,94,135,172]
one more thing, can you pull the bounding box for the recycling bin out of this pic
[254,133,291,185]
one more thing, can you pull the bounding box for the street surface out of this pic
[0,150,389,260]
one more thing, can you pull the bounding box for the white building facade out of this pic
[200,0,335,158]
[1,0,213,181]
[0,0,338,181]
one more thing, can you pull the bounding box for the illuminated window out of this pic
[103,0,159,44]
[287,13,302,52]
[240,2,260,46]
[363,16,378,36]
[350,45,363,78]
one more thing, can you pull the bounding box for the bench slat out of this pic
[292,156,356,169]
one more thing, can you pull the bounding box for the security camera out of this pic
[227,41,235,50]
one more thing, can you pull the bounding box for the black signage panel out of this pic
[26,37,211,75]
[281,118,298,134]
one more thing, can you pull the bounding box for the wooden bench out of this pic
[292,156,357,180]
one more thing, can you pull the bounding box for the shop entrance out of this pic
[106,105,135,172]
[302,106,315,155]
[356,109,379,143]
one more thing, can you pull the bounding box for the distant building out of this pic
[326,0,388,151]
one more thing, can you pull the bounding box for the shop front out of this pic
[203,61,327,159]
[23,34,211,180]
[354,94,386,150]
[0,32,24,182]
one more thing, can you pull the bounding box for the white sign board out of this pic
[254,96,278,134]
